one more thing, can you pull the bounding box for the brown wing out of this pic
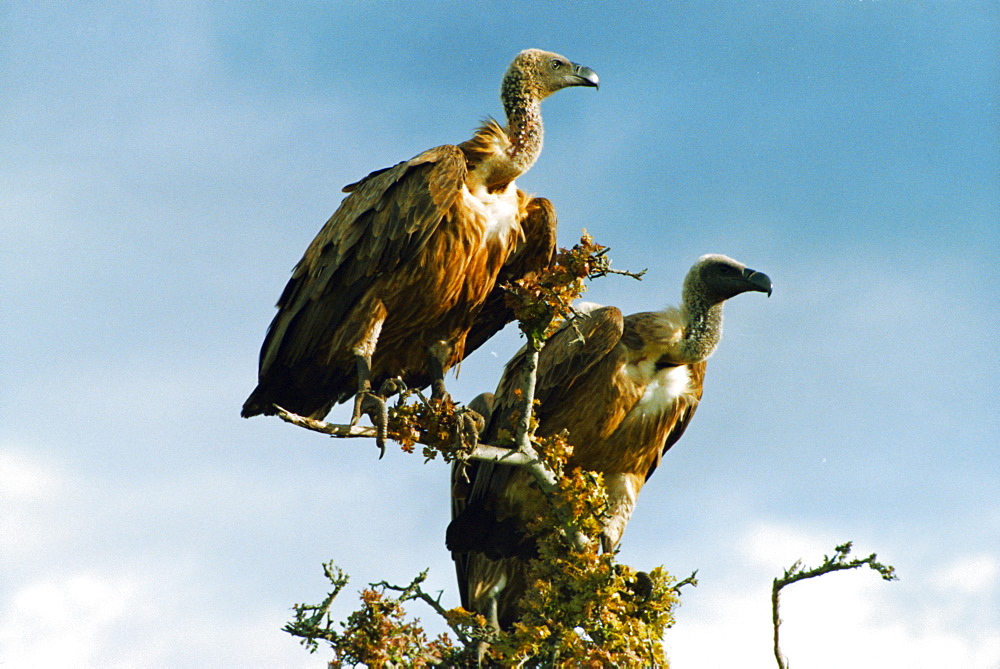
[461,196,558,359]
[484,305,625,443]
[447,306,624,621]
[241,145,468,418]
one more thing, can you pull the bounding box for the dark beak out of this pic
[570,62,600,89]
[742,267,773,297]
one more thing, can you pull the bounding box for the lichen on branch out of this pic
[480,443,680,666]
[281,236,675,665]
[285,562,472,667]
[502,232,645,347]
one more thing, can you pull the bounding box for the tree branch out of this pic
[275,406,378,438]
[771,541,898,669]
[276,406,549,472]
[670,570,699,593]
[276,395,584,548]
[373,570,480,650]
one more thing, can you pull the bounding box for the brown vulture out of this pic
[447,254,772,629]
[242,50,599,436]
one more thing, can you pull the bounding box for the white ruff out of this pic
[463,181,519,239]
[632,364,691,415]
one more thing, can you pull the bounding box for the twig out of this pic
[771,542,897,669]
[508,345,589,551]
[283,561,350,652]
[593,266,648,281]
[671,570,699,593]
[374,571,478,650]
[509,347,557,495]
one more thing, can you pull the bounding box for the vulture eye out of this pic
[550,59,563,70]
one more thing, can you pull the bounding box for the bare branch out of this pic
[507,347,560,498]
[591,266,648,281]
[275,406,550,477]
[772,542,898,669]
[283,561,351,653]
[275,406,378,438]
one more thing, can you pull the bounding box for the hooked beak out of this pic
[742,267,773,297]
[570,62,600,90]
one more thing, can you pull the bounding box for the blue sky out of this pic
[2,2,998,667]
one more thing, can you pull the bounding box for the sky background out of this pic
[2,1,998,667]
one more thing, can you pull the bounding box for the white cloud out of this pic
[0,449,74,564]
[931,554,999,596]
[0,574,136,669]
[0,449,63,500]
[0,569,313,669]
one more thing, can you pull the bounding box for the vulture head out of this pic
[505,48,600,101]
[687,254,773,304]
[673,254,771,363]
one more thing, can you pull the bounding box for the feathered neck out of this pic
[678,287,725,364]
[460,69,545,191]
[500,66,544,176]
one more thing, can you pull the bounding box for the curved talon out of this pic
[460,410,484,444]
[351,391,389,458]
[450,407,484,453]
[467,392,494,433]
[360,393,389,458]
[467,408,487,437]
[378,377,407,398]
[430,377,451,404]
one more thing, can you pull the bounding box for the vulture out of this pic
[242,49,599,434]
[447,254,772,629]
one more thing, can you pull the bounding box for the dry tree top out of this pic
[277,236,896,667]
[280,235,692,667]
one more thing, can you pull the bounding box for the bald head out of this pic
[686,254,773,303]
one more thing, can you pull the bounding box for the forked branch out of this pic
[771,541,897,669]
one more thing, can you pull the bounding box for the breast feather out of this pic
[462,180,520,239]
[631,365,691,417]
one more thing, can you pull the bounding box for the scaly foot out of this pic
[352,391,389,458]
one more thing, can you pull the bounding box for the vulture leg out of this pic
[467,392,495,432]
[487,595,500,631]
[427,341,454,403]
[427,342,484,450]
[463,391,494,442]
[451,391,493,452]
[350,353,389,458]
[378,377,407,398]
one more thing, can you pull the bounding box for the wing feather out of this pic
[455,306,624,544]
[242,146,469,417]
[528,305,625,412]
[259,146,467,375]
